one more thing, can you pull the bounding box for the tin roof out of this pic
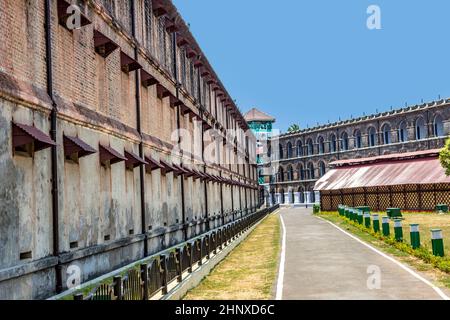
[145,155,164,172]
[99,144,127,165]
[315,150,449,191]
[13,122,56,151]
[124,150,147,169]
[330,149,442,167]
[63,135,96,158]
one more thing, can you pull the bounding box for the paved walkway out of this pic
[279,208,448,300]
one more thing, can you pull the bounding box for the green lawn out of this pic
[183,212,281,300]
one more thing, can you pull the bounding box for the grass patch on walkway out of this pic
[318,211,450,290]
[183,213,281,300]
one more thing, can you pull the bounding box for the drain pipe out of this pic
[215,95,225,226]
[45,0,62,294]
[172,32,187,241]
[197,61,209,232]
[131,0,148,256]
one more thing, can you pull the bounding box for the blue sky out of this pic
[173,0,450,132]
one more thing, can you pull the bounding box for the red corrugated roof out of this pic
[13,122,56,151]
[315,154,450,191]
[330,149,441,167]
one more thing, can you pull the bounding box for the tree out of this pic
[439,138,450,176]
[287,124,300,133]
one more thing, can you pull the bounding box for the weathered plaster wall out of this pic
[0,0,259,299]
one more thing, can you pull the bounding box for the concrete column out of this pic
[305,191,311,204]
[294,192,301,204]
[275,193,281,204]
[314,191,321,204]
[284,193,290,205]
[407,125,416,141]
[443,119,450,136]
[391,128,399,144]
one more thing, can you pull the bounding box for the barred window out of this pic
[103,0,115,15]
[158,17,167,68]
[203,81,209,110]
[194,68,199,99]
[200,77,205,106]
[180,49,187,88]
[144,0,153,50]
[189,60,195,97]
[116,1,132,32]
[168,33,175,77]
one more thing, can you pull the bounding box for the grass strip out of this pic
[183,213,281,300]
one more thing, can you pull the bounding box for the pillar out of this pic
[314,191,320,204]
[284,192,290,205]
[294,192,301,204]
[275,193,281,204]
[305,191,311,204]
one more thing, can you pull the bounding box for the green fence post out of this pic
[394,219,403,242]
[364,212,371,229]
[409,224,420,249]
[357,210,363,225]
[431,229,445,257]
[372,214,380,233]
[382,216,390,237]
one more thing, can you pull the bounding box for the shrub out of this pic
[439,138,450,176]
[313,204,321,214]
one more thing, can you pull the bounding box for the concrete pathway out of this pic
[279,208,449,300]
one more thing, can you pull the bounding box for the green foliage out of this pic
[287,124,300,133]
[313,204,321,214]
[439,138,450,176]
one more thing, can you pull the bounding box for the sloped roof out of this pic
[244,108,275,122]
[315,150,449,191]
[330,149,442,167]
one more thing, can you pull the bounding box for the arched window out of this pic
[330,134,337,152]
[307,139,314,156]
[382,124,391,145]
[398,121,408,142]
[354,130,362,149]
[341,132,349,151]
[307,162,315,180]
[318,136,325,154]
[287,142,293,158]
[319,161,326,177]
[297,164,305,181]
[434,115,444,137]
[287,165,294,181]
[278,167,284,182]
[279,144,284,159]
[296,140,303,157]
[368,127,377,147]
[415,118,428,140]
